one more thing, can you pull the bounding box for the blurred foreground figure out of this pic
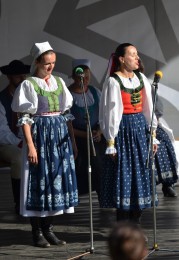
[108,222,148,260]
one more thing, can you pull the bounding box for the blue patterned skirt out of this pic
[99,113,157,210]
[26,115,78,211]
[155,126,178,185]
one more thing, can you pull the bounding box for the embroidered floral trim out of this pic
[156,171,175,182]
[116,194,158,207]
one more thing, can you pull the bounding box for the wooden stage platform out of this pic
[0,168,179,259]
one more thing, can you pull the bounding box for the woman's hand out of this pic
[153,144,158,155]
[109,153,117,161]
[27,143,38,164]
[72,141,78,160]
[22,124,38,164]
[92,129,101,142]
[66,120,78,159]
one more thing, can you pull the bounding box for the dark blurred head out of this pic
[108,222,147,260]
[0,60,30,87]
[72,64,91,88]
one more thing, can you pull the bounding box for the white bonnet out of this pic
[30,41,53,74]
[72,59,91,69]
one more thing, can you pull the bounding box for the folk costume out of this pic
[99,71,158,221]
[11,42,78,248]
[70,84,104,196]
[154,92,178,196]
[12,75,78,217]
[69,59,105,196]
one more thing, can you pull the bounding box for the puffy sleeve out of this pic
[11,79,38,125]
[99,77,123,154]
[59,77,73,112]
[141,73,157,129]
[12,79,38,114]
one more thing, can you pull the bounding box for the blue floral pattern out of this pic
[26,115,78,211]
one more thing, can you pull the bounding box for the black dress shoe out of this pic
[30,217,50,248]
[32,230,50,248]
[130,210,143,224]
[116,209,130,222]
[162,185,177,197]
[43,224,66,245]
[43,230,66,245]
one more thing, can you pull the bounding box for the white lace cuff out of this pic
[17,114,34,126]
[105,146,117,154]
[153,137,160,145]
[64,113,75,121]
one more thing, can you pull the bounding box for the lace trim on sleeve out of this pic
[17,114,34,126]
[63,111,75,121]
[105,146,117,154]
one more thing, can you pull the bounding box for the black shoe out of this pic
[41,217,66,246]
[130,210,142,224]
[116,209,130,222]
[30,217,50,248]
[162,185,177,197]
[32,230,50,248]
[43,227,66,246]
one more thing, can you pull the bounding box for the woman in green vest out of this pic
[12,41,78,248]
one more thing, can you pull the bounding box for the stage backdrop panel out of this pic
[0,0,178,136]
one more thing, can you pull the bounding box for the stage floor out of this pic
[0,168,179,259]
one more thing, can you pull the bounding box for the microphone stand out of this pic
[145,81,179,258]
[67,74,96,260]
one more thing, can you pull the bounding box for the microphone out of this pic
[153,71,163,86]
[74,67,84,77]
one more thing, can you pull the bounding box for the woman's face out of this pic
[119,46,139,71]
[36,52,56,78]
[74,68,91,88]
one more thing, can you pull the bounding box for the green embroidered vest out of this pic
[27,76,63,113]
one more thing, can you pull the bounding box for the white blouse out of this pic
[11,75,73,115]
[99,72,157,143]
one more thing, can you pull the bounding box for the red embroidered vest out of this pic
[121,90,143,114]
[111,71,144,114]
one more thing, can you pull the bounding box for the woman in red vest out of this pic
[99,43,157,223]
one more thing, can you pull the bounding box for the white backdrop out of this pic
[0,0,178,136]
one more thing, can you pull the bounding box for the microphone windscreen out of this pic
[75,67,84,75]
[155,70,163,79]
